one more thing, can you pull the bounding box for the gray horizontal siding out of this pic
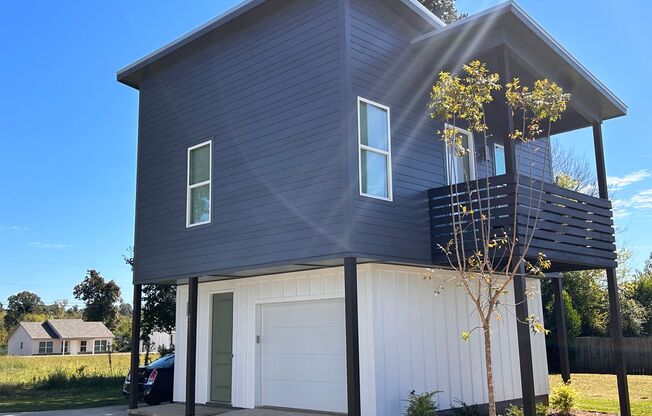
[133,0,345,282]
[347,0,442,265]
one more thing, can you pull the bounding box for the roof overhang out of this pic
[412,1,626,131]
[116,0,445,89]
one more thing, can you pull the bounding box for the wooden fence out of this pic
[573,337,652,375]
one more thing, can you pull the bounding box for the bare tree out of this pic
[427,61,570,416]
[551,141,598,196]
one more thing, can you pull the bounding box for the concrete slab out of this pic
[128,404,228,416]
[225,410,331,416]
[127,405,331,416]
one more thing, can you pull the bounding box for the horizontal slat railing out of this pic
[428,174,617,272]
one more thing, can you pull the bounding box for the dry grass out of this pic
[549,373,652,416]
[0,353,156,412]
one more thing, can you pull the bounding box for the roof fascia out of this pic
[401,0,446,28]
[117,0,266,87]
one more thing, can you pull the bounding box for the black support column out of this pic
[592,123,631,416]
[552,276,571,383]
[186,277,199,416]
[502,46,536,416]
[514,264,536,416]
[129,284,142,410]
[344,257,361,416]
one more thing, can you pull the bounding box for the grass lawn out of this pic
[0,353,156,412]
[1,387,125,412]
[550,374,652,416]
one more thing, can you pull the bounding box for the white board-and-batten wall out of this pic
[174,263,549,415]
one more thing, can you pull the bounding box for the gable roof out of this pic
[18,322,59,339]
[13,319,114,340]
[116,0,445,89]
[46,319,114,339]
[411,1,626,123]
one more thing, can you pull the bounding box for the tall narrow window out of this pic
[494,143,506,175]
[358,97,392,200]
[445,125,476,184]
[187,141,212,227]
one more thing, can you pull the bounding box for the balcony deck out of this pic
[428,174,617,272]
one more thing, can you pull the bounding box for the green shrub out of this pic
[506,404,523,416]
[535,402,549,416]
[404,390,439,416]
[550,382,577,416]
[452,400,486,416]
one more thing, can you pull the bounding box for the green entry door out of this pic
[210,292,233,403]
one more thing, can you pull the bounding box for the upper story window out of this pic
[187,141,212,227]
[358,97,392,201]
[445,124,476,184]
[494,143,506,175]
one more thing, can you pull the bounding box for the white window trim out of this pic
[494,142,505,175]
[357,97,393,201]
[186,140,213,228]
[444,123,476,184]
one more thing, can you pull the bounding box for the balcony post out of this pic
[129,283,142,410]
[344,257,361,416]
[501,46,518,175]
[502,45,536,416]
[592,122,631,416]
[514,263,536,416]
[552,275,571,383]
[186,277,199,416]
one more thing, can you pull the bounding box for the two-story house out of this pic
[118,1,630,415]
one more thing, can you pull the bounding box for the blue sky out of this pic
[1,0,650,307]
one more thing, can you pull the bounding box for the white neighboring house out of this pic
[140,331,175,353]
[7,319,114,356]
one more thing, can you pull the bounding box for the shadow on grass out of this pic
[0,385,126,413]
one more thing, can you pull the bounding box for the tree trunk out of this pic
[483,324,497,416]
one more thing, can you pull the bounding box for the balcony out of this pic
[428,174,617,272]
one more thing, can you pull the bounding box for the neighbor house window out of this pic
[94,340,108,353]
[445,124,476,184]
[187,140,212,227]
[494,143,506,175]
[358,97,392,200]
[38,341,53,354]
[63,340,69,354]
[80,340,87,353]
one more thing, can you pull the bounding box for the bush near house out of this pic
[0,353,155,412]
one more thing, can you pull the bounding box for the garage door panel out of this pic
[262,352,346,383]
[262,326,345,354]
[261,299,346,413]
[262,379,347,413]
[262,300,345,328]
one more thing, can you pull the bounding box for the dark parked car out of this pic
[123,354,174,405]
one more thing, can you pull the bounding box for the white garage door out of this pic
[261,298,347,413]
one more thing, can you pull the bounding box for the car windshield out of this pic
[147,354,174,369]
